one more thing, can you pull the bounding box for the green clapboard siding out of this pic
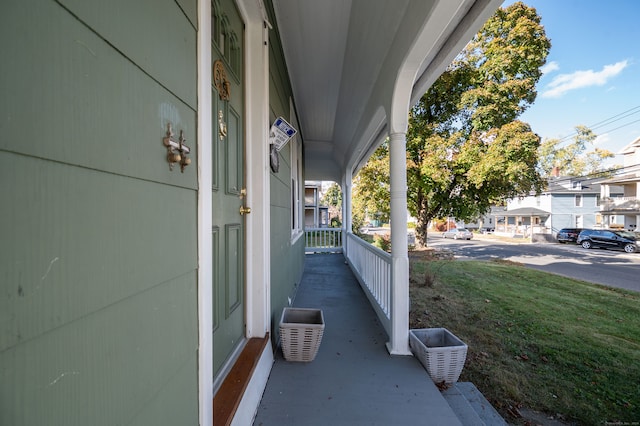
[176,0,198,30]
[0,270,197,426]
[59,0,197,108]
[0,153,197,352]
[0,0,197,189]
[265,0,305,346]
[1,0,200,424]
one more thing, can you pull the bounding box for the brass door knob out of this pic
[239,206,251,215]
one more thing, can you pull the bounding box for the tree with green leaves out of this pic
[537,125,615,177]
[321,182,343,226]
[405,2,550,244]
[321,182,342,210]
[353,141,390,231]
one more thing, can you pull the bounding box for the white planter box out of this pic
[279,308,325,362]
[409,328,468,384]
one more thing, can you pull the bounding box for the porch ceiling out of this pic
[272,0,501,182]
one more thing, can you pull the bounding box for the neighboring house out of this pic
[459,205,506,231]
[496,176,623,238]
[304,181,330,228]
[1,1,501,425]
[597,137,640,230]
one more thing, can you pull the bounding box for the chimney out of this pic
[551,166,560,177]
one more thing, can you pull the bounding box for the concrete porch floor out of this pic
[253,253,462,426]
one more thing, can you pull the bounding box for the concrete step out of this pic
[442,382,508,426]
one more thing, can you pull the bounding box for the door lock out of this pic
[239,206,251,215]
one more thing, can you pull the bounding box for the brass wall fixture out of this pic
[163,123,191,172]
[239,188,250,215]
[213,60,231,101]
[218,110,227,141]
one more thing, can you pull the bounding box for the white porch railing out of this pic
[305,228,343,253]
[345,232,391,335]
[602,196,640,211]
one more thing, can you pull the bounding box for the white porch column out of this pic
[387,132,411,355]
[342,168,353,254]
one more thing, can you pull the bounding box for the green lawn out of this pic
[409,257,640,425]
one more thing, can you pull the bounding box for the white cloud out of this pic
[593,133,610,146]
[540,61,559,75]
[541,60,628,98]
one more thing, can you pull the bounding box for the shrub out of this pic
[372,233,391,252]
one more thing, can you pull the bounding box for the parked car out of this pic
[576,229,639,253]
[442,228,473,240]
[556,228,583,244]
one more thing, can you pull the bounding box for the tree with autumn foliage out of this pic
[406,2,550,244]
[321,182,343,226]
[537,125,616,178]
[352,141,390,232]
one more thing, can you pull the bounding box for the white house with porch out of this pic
[598,137,640,230]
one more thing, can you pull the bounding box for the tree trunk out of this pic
[415,195,431,247]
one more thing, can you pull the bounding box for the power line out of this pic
[548,104,640,145]
[596,117,640,136]
[590,109,640,133]
[588,105,640,129]
[544,163,640,187]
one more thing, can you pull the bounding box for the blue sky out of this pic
[503,0,640,166]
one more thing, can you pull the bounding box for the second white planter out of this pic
[409,328,468,384]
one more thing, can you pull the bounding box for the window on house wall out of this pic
[212,1,241,77]
[291,178,297,230]
[595,194,601,206]
[291,136,303,238]
[575,194,582,207]
[575,215,583,227]
[229,33,241,76]
[220,17,229,56]
[212,1,221,46]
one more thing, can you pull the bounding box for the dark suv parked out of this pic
[576,229,639,253]
[556,228,583,243]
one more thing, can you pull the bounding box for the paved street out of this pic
[426,233,640,292]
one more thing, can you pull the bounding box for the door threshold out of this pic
[213,334,270,426]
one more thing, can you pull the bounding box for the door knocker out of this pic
[218,110,227,141]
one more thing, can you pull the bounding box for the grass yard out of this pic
[409,254,640,425]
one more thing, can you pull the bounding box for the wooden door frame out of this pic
[197,1,271,424]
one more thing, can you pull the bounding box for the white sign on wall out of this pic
[269,116,297,151]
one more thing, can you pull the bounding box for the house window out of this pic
[212,2,221,47]
[212,2,241,77]
[575,194,582,207]
[595,194,601,206]
[575,215,583,228]
[291,131,303,239]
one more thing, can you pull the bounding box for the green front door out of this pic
[212,0,246,378]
